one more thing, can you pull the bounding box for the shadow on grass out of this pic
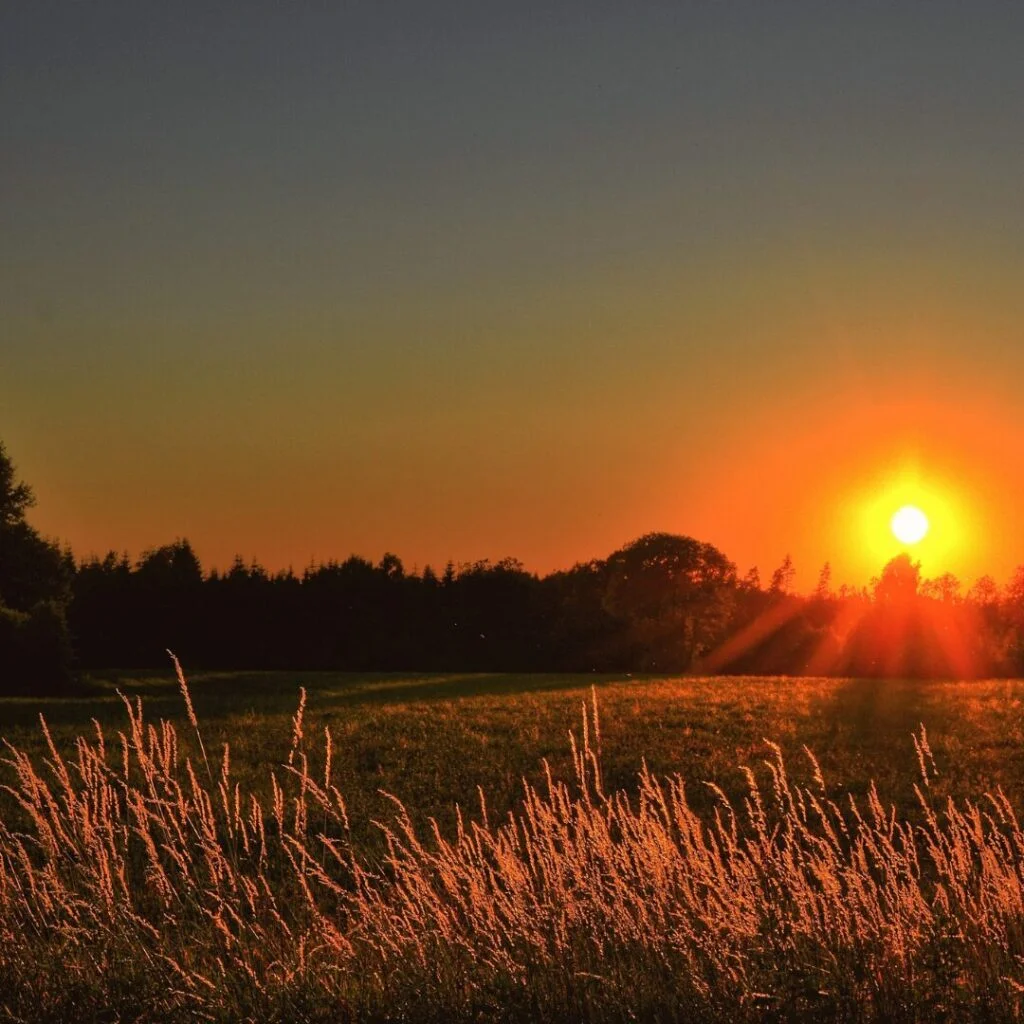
[820,677,937,742]
[0,669,634,731]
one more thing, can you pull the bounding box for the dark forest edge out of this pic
[3,440,1024,693]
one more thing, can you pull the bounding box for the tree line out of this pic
[3,441,1024,691]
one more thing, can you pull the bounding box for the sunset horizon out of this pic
[6,4,1024,596]
[12,378,1024,593]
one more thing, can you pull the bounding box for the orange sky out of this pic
[12,318,1024,593]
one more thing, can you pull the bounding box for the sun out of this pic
[891,504,930,545]
[851,463,972,579]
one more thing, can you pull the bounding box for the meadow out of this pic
[5,669,1024,1021]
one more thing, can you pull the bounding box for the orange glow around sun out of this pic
[692,385,1012,592]
[850,462,974,582]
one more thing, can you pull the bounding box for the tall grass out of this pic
[3,672,1024,1022]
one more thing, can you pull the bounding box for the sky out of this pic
[3,1,1024,589]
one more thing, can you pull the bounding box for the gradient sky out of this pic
[4,1,1024,589]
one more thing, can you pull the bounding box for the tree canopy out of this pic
[0,442,73,690]
[0,442,35,528]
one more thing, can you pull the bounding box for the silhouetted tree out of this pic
[0,441,73,691]
[378,552,404,580]
[873,554,920,605]
[1001,566,1024,673]
[125,539,205,664]
[603,533,736,671]
[544,560,621,670]
[0,445,34,528]
[70,551,133,666]
[768,555,795,596]
[50,519,1024,679]
[921,572,961,604]
[967,575,999,607]
[1007,567,1024,608]
[739,566,761,593]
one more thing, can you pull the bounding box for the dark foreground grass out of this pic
[4,670,1024,1021]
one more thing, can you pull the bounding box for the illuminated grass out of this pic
[3,672,1024,1021]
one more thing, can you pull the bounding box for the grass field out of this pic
[5,669,1024,1021]
[7,669,1024,848]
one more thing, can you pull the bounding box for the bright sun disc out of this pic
[891,505,930,545]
